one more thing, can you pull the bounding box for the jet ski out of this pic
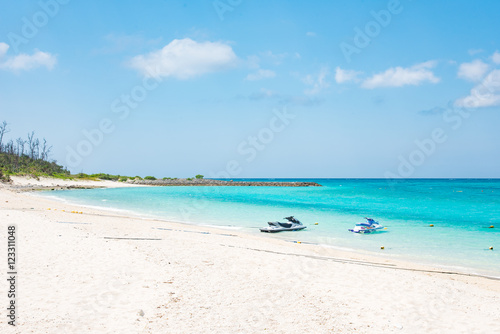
[260,216,307,233]
[349,217,385,234]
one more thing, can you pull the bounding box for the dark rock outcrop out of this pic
[127,179,322,187]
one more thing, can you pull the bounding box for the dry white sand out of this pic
[1,177,499,333]
[7,175,144,189]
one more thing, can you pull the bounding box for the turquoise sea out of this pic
[40,179,500,277]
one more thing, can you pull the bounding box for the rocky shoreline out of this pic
[1,177,322,191]
[6,184,106,192]
[127,179,322,187]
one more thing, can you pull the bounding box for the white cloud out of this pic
[129,38,237,79]
[0,42,9,58]
[0,43,56,72]
[245,69,276,81]
[457,59,489,82]
[304,67,329,95]
[306,32,317,37]
[455,69,500,108]
[492,51,500,64]
[361,61,439,89]
[335,67,362,84]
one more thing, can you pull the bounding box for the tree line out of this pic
[0,121,69,180]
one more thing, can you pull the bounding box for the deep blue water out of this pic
[40,179,500,276]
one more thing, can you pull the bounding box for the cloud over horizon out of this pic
[455,51,500,108]
[457,59,489,82]
[361,61,440,89]
[334,67,362,84]
[303,67,329,95]
[0,42,56,72]
[492,51,500,64]
[129,38,238,79]
[455,69,500,108]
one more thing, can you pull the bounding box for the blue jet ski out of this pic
[349,217,385,234]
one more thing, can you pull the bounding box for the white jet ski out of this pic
[260,216,307,233]
[349,217,385,234]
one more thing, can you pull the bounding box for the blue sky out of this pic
[1,0,500,178]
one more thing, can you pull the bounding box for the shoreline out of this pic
[35,189,500,280]
[30,178,500,280]
[3,175,322,190]
[5,176,500,278]
[6,180,500,281]
[1,177,500,332]
[45,189,500,280]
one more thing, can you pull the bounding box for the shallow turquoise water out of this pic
[41,179,500,276]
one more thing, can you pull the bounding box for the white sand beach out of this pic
[1,177,499,333]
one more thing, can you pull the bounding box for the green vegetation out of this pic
[0,152,69,178]
[195,174,204,179]
[144,176,156,180]
[0,122,69,181]
[71,173,98,180]
[0,169,9,182]
[87,173,121,181]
